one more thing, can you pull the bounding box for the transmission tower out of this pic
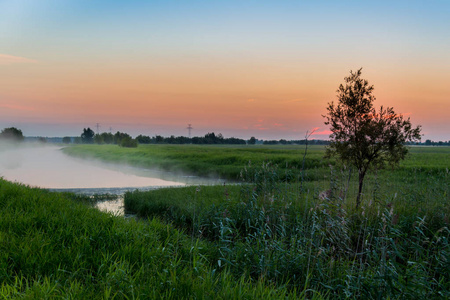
[96,123,101,134]
[187,124,193,138]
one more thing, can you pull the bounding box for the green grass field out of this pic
[116,145,448,298]
[0,179,313,299]
[62,144,449,178]
[2,144,449,298]
[62,144,331,181]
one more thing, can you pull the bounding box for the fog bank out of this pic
[0,144,189,189]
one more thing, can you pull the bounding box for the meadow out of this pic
[119,145,449,299]
[1,144,448,298]
[62,144,330,181]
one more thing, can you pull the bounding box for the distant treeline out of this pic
[262,139,330,145]
[6,124,448,147]
[68,130,333,146]
[80,132,248,145]
[420,139,450,146]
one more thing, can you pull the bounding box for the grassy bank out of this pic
[62,144,331,181]
[124,163,449,299]
[62,144,449,180]
[0,179,316,299]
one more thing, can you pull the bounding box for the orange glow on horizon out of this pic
[0,53,448,140]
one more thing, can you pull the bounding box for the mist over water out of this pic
[0,144,222,191]
[0,143,226,215]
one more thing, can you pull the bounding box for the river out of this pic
[0,144,224,215]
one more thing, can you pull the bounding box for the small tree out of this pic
[0,127,24,142]
[323,69,421,208]
[81,128,95,144]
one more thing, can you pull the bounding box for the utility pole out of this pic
[187,124,193,138]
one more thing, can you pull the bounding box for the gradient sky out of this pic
[1,0,449,140]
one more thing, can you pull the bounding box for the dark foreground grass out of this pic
[0,179,322,299]
[124,156,449,299]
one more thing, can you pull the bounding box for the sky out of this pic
[1,0,449,141]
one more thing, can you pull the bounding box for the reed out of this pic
[0,179,313,299]
[124,150,449,298]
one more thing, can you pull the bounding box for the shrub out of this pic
[119,136,138,148]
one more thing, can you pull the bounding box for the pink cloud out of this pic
[0,103,35,111]
[253,121,268,130]
[0,54,38,65]
[311,130,333,136]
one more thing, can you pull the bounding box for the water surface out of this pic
[0,144,224,215]
[0,145,186,189]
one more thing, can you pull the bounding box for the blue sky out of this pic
[1,0,449,140]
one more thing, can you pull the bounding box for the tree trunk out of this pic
[356,170,365,209]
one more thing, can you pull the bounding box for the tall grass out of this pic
[125,155,449,299]
[35,144,450,297]
[0,179,320,299]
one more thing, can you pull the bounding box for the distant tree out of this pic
[323,69,421,208]
[113,131,133,145]
[263,140,278,145]
[203,132,224,144]
[136,134,152,144]
[204,132,217,144]
[0,127,24,142]
[81,128,95,144]
[119,136,138,148]
[155,135,164,143]
[100,132,114,144]
[191,136,202,144]
[248,136,256,145]
[226,137,246,144]
[167,135,176,144]
[62,136,72,144]
[38,137,47,143]
[94,134,103,144]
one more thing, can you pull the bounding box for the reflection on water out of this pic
[0,145,186,188]
[95,197,127,217]
[0,144,225,216]
[0,145,224,188]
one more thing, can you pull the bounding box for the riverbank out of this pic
[0,179,309,299]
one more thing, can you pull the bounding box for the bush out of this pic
[0,127,24,142]
[120,136,138,148]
